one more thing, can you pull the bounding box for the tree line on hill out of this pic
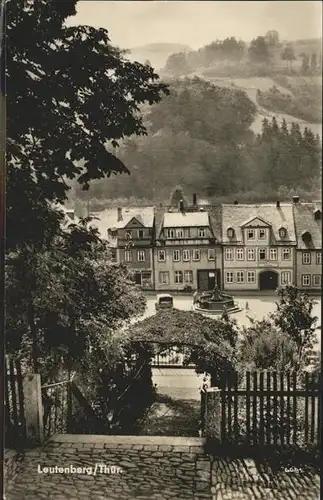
[164,30,321,77]
[73,78,321,207]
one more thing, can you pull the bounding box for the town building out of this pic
[89,206,155,289]
[221,202,297,291]
[153,196,222,292]
[293,200,322,291]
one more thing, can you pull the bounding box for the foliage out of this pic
[281,45,296,70]
[248,37,270,65]
[165,52,190,76]
[6,0,168,250]
[272,286,318,362]
[237,319,301,372]
[257,85,322,123]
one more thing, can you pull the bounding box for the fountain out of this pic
[192,285,241,316]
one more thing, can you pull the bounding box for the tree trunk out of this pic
[27,301,40,373]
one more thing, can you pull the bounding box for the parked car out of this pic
[155,293,174,310]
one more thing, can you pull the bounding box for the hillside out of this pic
[128,43,192,70]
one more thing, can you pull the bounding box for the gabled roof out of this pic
[124,217,145,229]
[241,216,272,228]
[163,211,209,228]
[293,202,322,250]
[88,207,155,241]
[222,204,296,244]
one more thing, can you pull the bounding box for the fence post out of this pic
[204,387,222,442]
[23,374,44,445]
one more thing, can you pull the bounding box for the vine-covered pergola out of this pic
[127,308,238,385]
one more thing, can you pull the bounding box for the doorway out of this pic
[259,270,278,291]
[197,270,220,291]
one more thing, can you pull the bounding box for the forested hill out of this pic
[128,43,192,70]
[71,77,321,212]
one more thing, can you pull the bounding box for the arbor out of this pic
[281,45,296,71]
[6,0,168,250]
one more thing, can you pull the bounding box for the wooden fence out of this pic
[5,356,26,446]
[202,371,321,448]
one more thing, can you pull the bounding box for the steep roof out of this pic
[293,202,322,250]
[88,207,155,241]
[222,204,296,244]
[163,211,209,228]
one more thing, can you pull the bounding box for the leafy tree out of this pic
[300,53,310,73]
[248,36,270,65]
[6,0,168,250]
[273,286,318,365]
[310,52,317,72]
[237,319,300,372]
[281,45,296,71]
[264,30,280,47]
[165,52,190,76]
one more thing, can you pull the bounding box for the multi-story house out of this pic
[293,200,322,291]
[90,206,155,289]
[153,197,222,292]
[221,202,296,291]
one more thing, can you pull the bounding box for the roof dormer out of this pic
[278,226,287,239]
[302,230,312,243]
[227,227,235,238]
[314,209,321,220]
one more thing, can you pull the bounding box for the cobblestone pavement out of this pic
[5,436,320,500]
[6,437,211,500]
[211,457,320,500]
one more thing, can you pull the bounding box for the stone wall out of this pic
[4,449,24,491]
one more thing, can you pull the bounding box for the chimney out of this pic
[276,200,280,209]
[117,207,123,221]
[179,199,184,212]
[193,193,197,205]
[292,196,300,204]
[234,200,238,205]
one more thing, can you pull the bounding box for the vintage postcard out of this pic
[3,1,321,499]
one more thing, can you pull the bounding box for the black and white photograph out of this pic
[2,1,322,499]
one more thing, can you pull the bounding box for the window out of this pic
[125,250,132,262]
[247,271,256,284]
[302,252,311,265]
[198,228,206,238]
[158,250,166,262]
[173,250,180,262]
[166,228,175,238]
[282,248,291,260]
[259,229,266,239]
[316,252,322,265]
[313,274,321,286]
[236,248,244,260]
[279,227,287,239]
[138,229,144,239]
[183,249,191,261]
[302,274,311,287]
[174,271,183,284]
[138,250,146,262]
[247,248,255,261]
[269,248,277,261]
[225,272,234,283]
[247,229,255,240]
[110,249,117,261]
[184,270,193,283]
[192,249,201,261]
[159,271,169,284]
[225,248,233,260]
[281,271,291,285]
[258,248,266,261]
[237,271,244,283]
[208,248,215,261]
[227,228,235,238]
[176,228,184,238]
[142,272,151,285]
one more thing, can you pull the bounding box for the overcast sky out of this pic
[67,1,322,50]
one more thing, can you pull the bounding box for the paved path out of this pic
[5,435,320,500]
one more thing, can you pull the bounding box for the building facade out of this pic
[221,203,296,292]
[293,201,322,291]
[153,201,222,292]
[90,206,155,289]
